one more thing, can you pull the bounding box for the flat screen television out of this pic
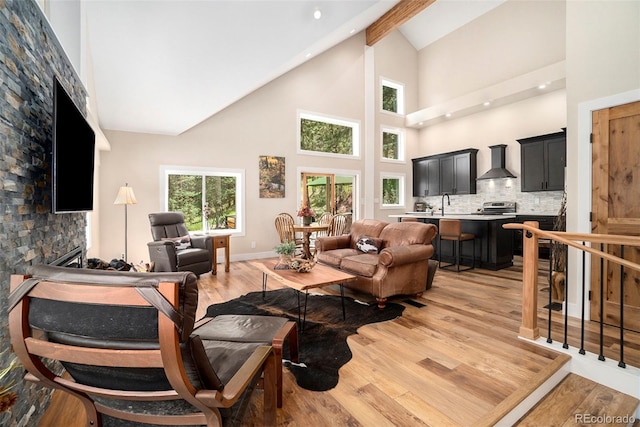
[52,78,96,213]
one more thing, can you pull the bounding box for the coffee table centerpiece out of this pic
[288,257,315,273]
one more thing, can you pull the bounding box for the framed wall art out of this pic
[259,155,285,198]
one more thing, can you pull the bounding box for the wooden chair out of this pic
[438,219,476,272]
[9,265,277,427]
[328,213,348,236]
[274,212,303,253]
[314,212,333,238]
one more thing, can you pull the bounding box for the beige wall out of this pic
[99,34,372,263]
[565,0,640,312]
[372,30,419,220]
[414,0,567,210]
[417,0,566,107]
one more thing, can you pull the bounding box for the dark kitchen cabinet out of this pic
[412,149,478,196]
[412,157,439,197]
[439,150,478,195]
[518,130,566,192]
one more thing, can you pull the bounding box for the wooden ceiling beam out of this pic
[366,0,436,46]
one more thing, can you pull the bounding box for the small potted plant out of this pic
[274,241,297,267]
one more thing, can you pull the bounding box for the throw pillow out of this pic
[356,236,382,254]
[162,235,192,250]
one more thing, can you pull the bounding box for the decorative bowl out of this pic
[288,257,315,273]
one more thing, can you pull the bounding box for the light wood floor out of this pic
[39,258,640,426]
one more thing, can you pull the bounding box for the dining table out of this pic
[293,223,329,259]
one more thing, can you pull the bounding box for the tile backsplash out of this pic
[417,178,565,216]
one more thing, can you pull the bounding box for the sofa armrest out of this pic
[378,245,433,268]
[315,235,351,252]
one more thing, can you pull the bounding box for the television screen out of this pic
[52,79,95,213]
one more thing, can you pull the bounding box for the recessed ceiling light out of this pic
[445,113,452,118]
[418,121,424,126]
[305,52,312,58]
[313,8,322,20]
[483,101,491,107]
[349,28,356,34]
[538,84,547,89]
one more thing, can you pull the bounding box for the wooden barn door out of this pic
[591,100,640,332]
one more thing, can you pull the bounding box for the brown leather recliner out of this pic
[148,212,213,276]
[315,219,438,308]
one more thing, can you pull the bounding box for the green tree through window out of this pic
[382,131,399,159]
[382,178,400,205]
[382,85,398,113]
[300,118,353,155]
[167,173,238,231]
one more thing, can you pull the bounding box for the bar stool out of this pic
[438,219,475,272]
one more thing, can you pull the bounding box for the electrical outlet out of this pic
[251,241,256,249]
[121,253,125,260]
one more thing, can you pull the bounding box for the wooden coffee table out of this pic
[251,259,357,331]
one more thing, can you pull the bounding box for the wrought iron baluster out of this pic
[598,243,605,361]
[547,239,553,343]
[579,242,586,355]
[619,245,626,368]
[563,244,569,349]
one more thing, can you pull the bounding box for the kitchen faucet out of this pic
[441,193,450,216]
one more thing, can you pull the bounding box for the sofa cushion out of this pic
[340,253,379,278]
[356,236,383,254]
[379,222,435,247]
[316,248,359,268]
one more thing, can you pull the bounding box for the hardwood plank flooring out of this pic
[38,258,639,426]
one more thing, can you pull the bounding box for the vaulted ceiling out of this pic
[84,0,505,136]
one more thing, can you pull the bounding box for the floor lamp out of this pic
[113,183,137,261]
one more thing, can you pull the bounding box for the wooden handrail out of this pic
[504,223,640,273]
[504,221,640,340]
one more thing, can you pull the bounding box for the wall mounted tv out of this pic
[52,78,96,213]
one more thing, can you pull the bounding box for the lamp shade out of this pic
[114,184,137,205]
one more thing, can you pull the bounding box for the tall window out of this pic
[162,166,244,234]
[381,127,405,162]
[381,78,405,115]
[298,111,360,158]
[381,173,405,208]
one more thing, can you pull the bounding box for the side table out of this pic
[211,234,230,274]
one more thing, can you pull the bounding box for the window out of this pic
[298,111,360,158]
[381,127,405,162]
[162,166,244,234]
[381,173,405,208]
[381,78,404,115]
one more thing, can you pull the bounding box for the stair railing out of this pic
[504,221,640,369]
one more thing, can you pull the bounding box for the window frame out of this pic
[380,126,406,163]
[380,172,405,209]
[380,77,405,116]
[297,110,361,159]
[160,165,245,236]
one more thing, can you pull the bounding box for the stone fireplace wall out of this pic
[0,0,89,424]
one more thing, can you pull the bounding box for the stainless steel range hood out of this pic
[477,144,516,180]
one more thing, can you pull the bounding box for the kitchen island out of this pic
[389,213,517,270]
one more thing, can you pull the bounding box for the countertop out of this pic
[389,213,517,221]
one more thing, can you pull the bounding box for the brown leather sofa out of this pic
[315,219,438,308]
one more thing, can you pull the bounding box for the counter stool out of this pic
[438,219,475,272]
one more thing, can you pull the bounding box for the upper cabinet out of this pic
[518,130,566,192]
[412,149,478,196]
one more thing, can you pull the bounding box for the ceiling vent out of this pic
[477,144,516,180]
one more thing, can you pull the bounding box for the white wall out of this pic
[100,34,370,264]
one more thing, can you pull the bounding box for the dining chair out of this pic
[328,213,348,236]
[274,212,303,252]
